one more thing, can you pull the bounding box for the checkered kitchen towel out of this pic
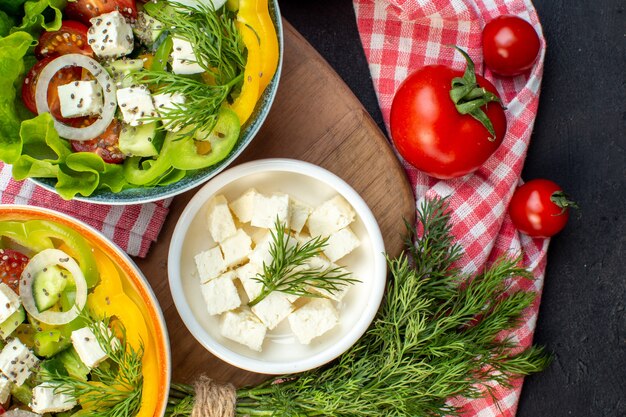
[352,0,547,415]
[0,162,170,258]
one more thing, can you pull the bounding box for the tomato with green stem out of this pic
[509,179,578,238]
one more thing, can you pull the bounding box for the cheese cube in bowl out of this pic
[169,159,386,374]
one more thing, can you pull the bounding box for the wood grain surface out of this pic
[134,20,415,387]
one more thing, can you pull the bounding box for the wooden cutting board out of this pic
[134,20,415,387]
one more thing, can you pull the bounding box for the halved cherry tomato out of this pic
[0,249,29,293]
[509,179,578,238]
[35,20,93,59]
[70,119,125,164]
[22,56,84,122]
[482,15,540,76]
[65,0,138,25]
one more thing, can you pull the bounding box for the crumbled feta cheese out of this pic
[220,308,266,352]
[235,262,264,301]
[229,188,259,223]
[57,80,103,118]
[31,382,76,414]
[71,326,109,368]
[153,92,186,132]
[0,283,20,324]
[171,36,204,75]
[116,86,157,126]
[206,195,237,242]
[219,229,252,268]
[194,246,226,283]
[307,195,356,237]
[250,193,291,229]
[288,298,338,344]
[289,198,312,233]
[323,227,360,262]
[201,271,241,315]
[0,338,38,385]
[88,11,134,58]
[251,291,293,330]
[0,376,11,403]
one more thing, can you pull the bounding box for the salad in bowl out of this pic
[0,0,281,203]
[0,205,170,416]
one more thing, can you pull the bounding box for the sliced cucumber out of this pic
[119,122,165,157]
[106,58,144,87]
[0,306,25,339]
[134,11,165,46]
[33,265,69,312]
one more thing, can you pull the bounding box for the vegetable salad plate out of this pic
[0,0,282,204]
[0,205,170,416]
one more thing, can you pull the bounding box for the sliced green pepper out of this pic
[0,221,53,252]
[24,220,99,288]
[151,35,172,72]
[169,107,240,170]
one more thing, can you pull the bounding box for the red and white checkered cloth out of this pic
[0,162,170,258]
[352,0,547,415]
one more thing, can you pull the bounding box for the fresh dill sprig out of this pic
[248,218,360,306]
[167,197,551,417]
[43,315,144,417]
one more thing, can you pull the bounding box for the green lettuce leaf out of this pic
[56,153,129,200]
[0,10,15,36]
[12,0,66,34]
[0,31,35,164]
[0,0,28,16]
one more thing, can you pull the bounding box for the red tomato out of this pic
[70,119,125,164]
[65,0,137,25]
[21,57,84,122]
[0,249,29,294]
[482,15,540,76]
[390,64,507,179]
[35,20,93,59]
[509,179,577,238]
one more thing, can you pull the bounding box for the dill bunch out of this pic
[167,197,551,416]
[249,218,360,306]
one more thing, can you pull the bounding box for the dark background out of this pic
[276,1,626,416]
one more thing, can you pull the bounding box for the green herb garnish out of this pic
[167,198,551,416]
[248,218,359,306]
[42,316,144,417]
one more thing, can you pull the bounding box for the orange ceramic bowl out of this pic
[0,205,171,417]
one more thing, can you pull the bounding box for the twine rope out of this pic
[192,375,237,417]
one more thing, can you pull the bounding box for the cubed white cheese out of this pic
[235,262,264,301]
[57,80,103,118]
[0,376,11,403]
[170,0,228,10]
[323,227,360,262]
[194,246,226,283]
[0,283,20,324]
[171,36,204,74]
[88,11,134,58]
[219,229,252,267]
[220,308,266,352]
[31,382,76,414]
[0,338,39,385]
[201,271,241,315]
[153,92,186,132]
[306,257,352,302]
[251,291,293,330]
[248,231,296,267]
[289,198,312,233]
[307,195,356,237]
[229,188,259,223]
[206,195,237,242]
[250,193,291,229]
[116,85,157,126]
[71,326,109,368]
[288,298,339,344]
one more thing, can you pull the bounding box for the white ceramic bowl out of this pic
[168,158,386,374]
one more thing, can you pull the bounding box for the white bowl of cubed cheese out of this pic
[168,158,386,374]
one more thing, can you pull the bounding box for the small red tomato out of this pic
[70,119,125,164]
[35,20,93,59]
[64,0,138,25]
[390,48,507,179]
[482,15,540,76]
[509,179,578,238]
[0,249,30,293]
